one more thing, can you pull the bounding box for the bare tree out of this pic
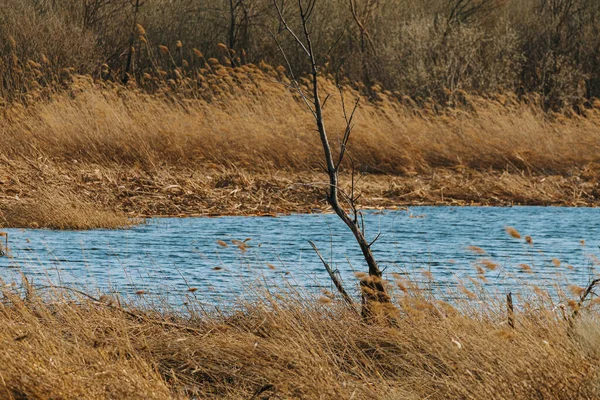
[348,0,379,86]
[123,0,142,84]
[446,0,499,25]
[272,0,391,318]
[227,0,243,51]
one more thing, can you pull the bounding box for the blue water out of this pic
[1,207,599,304]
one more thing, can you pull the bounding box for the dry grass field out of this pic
[0,274,599,399]
[1,64,600,228]
[3,69,600,174]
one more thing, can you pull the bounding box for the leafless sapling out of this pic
[271,0,392,319]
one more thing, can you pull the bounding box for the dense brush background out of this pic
[1,0,600,110]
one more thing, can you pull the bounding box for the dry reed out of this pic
[0,60,599,226]
[0,278,598,399]
[0,63,598,227]
[0,187,135,230]
[2,70,600,175]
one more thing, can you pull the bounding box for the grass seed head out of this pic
[136,24,146,36]
[569,285,586,297]
[505,226,521,239]
[552,258,561,267]
[518,264,533,273]
[480,259,498,271]
[467,245,486,254]
[8,35,16,51]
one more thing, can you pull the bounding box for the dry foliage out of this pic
[0,281,599,399]
[0,187,135,230]
[2,0,600,108]
[3,67,600,175]
[0,64,598,227]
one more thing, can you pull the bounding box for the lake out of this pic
[1,206,599,305]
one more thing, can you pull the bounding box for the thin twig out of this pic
[308,240,358,314]
[273,0,310,56]
[368,232,381,248]
[268,31,316,118]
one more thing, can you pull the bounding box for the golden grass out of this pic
[0,63,599,225]
[1,157,600,229]
[0,280,598,399]
[0,187,135,230]
[2,68,600,176]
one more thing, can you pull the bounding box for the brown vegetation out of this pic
[0,186,135,230]
[1,2,599,398]
[0,65,600,228]
[0,277,599,399]
[0,2,599,228]
[4,64,600,175]
[2,0,600,109]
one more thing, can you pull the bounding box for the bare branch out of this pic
[321,93,332,109]
[507,292,515,329]
[368,232,382,248]
[268,31,317,118]
[349,0,379,56]
[336,89,360,169]
[359,211,365,236]
[323,31,345,61]
[569,278,600,328]
[34,285,203,334]
[272,0,392,318]
[304,0,318,22]
[309,240,358,313]
[273,0,311,56]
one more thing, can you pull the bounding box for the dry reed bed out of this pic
[0,186,135,230]
[2,67,600,175]
[0,281,599,399]
[1,65,600,228]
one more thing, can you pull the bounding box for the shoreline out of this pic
[2,160,600,229]
[138,201,598,221]
[2,76,600,229]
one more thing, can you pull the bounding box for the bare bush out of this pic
[1,0,600,108]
